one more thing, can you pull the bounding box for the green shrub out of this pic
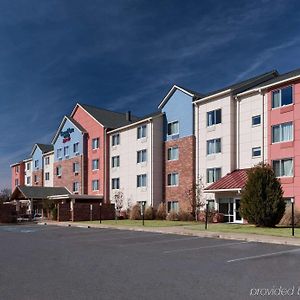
[156,202,167,220]
[144,206,155,220]
[279,205,300,226]
[240,163,285,227]
[130,204,141,220]
[178,210,194,221]
[51,207,57,221]
[166,211,178,221]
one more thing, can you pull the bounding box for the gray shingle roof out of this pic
[176,85,204,98]
[36,144,54,153]
[79,104,140,129]
[11,186,70,200]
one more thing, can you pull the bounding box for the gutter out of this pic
[193,89,231,104]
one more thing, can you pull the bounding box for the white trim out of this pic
[193,89,231,104]
[158,85,195,109]
[204,188,242,193]
[47,194,103,200]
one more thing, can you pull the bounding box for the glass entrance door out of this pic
[234,199,243,223]
[218,198,243,223]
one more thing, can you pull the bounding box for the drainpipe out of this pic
[104,128,108,203]
[150,120,153,207]
[261,90,265,163]
[235,96,240,169]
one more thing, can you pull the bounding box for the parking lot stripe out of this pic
[163,241,249,254]
[227,248,300,263]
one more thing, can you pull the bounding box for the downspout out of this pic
[261,90,265,163]
[81,133,85,194]
[235,96,240,169]
[150,120,153,207]
[104,128,107,203]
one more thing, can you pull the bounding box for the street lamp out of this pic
[205,200,209,230]
[291,198,295,237]
[139,201,146,226]
[99,201,102,224]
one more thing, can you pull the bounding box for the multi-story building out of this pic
[11,161,25,190]
[43,151,54,187]
[108,112,163,209]
[23,158,33,186]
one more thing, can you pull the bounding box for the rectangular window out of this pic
[34,175,38,183]
[34,160,39,168]
[137,149,147,163]
[207,168,221,183]
[56,166,62,176]
[167,201,179,213]
[272,86,293,108]
[207,138,221,155]
[92,138,99,150]
[45,172,50,181]
[73,142,79,154]
[167,121,179,136]
[26,163,31,171]
[92,159,99,170]
[92,180,99,191]
[137,174,147,187]
[272,122,293,143]
[64,146,69,157]
[167,146,179,160]
[73,182,79,192]
[57,148,62,159]
[112,134,120,146]
[137,125,147,139]
[252,147,261,158]
[15,179,19,186]
[26,176,31,185]
[73,162,79,173]
[45,157,50,165]
[112,156,120,168]
[167,173,179,186]
[207,109,222,127]
[252,115,261,126]
[112,178,120,189]
[273,158,293,177]
[16,166,19,173]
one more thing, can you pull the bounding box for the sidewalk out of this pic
[39,221,300,247]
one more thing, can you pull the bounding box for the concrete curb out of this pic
[38,221,300,247]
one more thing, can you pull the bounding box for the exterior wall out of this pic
[238,92,268,168]
[53,156,83,194]
[164,136,195,212]
[109,117,163,209]
[24,160,32,186]
[32,170,43,186]
[72,106,106,198]
[196,94,236,201]
[11,162,25,190]
[43,152,54,187]
[267,79,300,207]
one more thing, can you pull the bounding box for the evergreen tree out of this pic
[240,163,285,227]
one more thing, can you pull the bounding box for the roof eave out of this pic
[203,188,242,193]
[194,89,232,104]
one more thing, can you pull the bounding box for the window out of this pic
[26,176,31,185]
[45,157,50,165]
[252,115,261,126]
[15,179,19,186]
[112,156,120,168]
[252,147,261,158]
[137,149,147,163]
[272,122,293,143]
[64,146,69,157]
[73,142,79,154]
[207,168,221,183]
[273,158,293,177]
[137,125,147,139]
[56,166,62,176]
[16,166,19,173]
[45,172,50,181]
[57,148,62,159]
[112,134,120,146]
[92,180,99,191]
[73,182,79,192]
[34,175,38,183]
[137,174,147,187]
[26,163,31,171]
[73,162,79,173]
[167,121,179,136]
[34,160,39,168]
[167,173,179,186]
[92,159,99,170]
[272,86,293,108]
[167,146,179,160]
[167,201,179,213]
[207,138,221,155]
[92,138,99,150]
[207,109,222,126]
[112,178,120,189]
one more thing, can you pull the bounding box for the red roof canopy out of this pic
[205,169,249,191]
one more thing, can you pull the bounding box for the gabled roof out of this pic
[10,186,70,200]
[30,144,54,157]
[194,70,278,103]
[51,115,87,144]
[204,169,249,192]
[72,103,140,129]
[158,85,204,110]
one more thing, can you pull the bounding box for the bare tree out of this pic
[113,190,124,219]
[185,176,206,221]
[0,188,11,203]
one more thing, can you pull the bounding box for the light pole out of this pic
[139,201,146,226]
[99,201,102,224]
[205,200,209,230]
[291,198,295,237]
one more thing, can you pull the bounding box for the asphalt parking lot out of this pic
[0,224,300,300]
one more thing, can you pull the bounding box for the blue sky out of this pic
[1,0,300,189]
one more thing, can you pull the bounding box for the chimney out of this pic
[126,111,132,122]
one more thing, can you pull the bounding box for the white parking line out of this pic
[227,248,300,263]
[164,241,249,254]
[85,233,162,242]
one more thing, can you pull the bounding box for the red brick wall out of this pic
[32,170,43,186]
[164,135,195,212]
[11,162,25,190]
[53,156,83,193]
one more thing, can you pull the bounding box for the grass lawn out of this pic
[79,219,300,237]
